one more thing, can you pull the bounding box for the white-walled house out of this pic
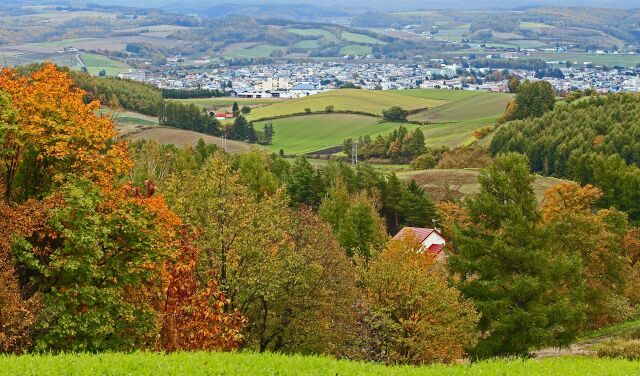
[393,227,447,260]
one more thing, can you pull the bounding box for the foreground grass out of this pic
[1,352,639,375]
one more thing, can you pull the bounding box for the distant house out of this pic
[214,112,234,120]
[393,227,447,260]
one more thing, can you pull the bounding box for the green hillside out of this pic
[2,351,638,375]
[255,114,417,154]
[247,89,447,120]
[408,93,512,123]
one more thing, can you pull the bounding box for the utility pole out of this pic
[222,134,227,152]
[351,140,358,166]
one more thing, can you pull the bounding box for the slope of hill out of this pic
[246,89,448,120]
[126,127,252,153]
[409,93,512,123]
[399,169,568,202]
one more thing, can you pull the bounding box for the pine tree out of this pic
[448,154,585,358]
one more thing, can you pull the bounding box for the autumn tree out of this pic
[163,153,358,355]
[542,183,635,328]
[360,235,479,364]
[0,64,129,202]
[161,227,246,351]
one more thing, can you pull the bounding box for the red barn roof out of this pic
[393,227,443,243]
[427,243,445,255]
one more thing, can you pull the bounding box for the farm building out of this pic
[393,227,447,260]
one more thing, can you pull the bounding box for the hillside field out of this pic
[174,97,278,113]
[126,127,251,153]
[255,114,418,154]
[247,89,448,120]
[1,351,638,375]
[399,169,568,202]
[408,92,512,123]
[78,53,132,76]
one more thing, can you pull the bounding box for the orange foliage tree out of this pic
[0,63,129,202]
[361,235,479,364]
[161,226,246,351]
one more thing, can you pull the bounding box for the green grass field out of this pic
[421,117,497,148]
[285,28,339,42]
[409,93,512,123]
[294,40,322,49]
[223,44,282,59]
[340,45,373,56]
[255,114,417,154]
[1,351,638,375]
[341,32,386,45]
[247,89,447,120]
[531,52,640,68]
[78,53,131,76]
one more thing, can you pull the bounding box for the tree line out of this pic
[343,126,426,162]
[492,93,640,221]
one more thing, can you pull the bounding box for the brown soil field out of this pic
[124,127,252,153]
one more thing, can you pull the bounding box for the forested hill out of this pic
[491,94,640,221]
[491,94,640,176]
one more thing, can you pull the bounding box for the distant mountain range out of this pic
[79,0,640,13]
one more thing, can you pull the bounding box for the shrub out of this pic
[325,105,335,113]
[412,153,437,170]
[596,340,640,360]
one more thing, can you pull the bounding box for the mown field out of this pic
[531,52,640,67]
[126,127,251,153]
[399,169,568,202]
[254,114,417,154]
[247,89,448,120]
[1,352,638,375]
[79,53,132,76]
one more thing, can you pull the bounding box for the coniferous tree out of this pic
[448,154,585,358]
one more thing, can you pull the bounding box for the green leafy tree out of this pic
[448,154,585,358]
[512,80,556,120]
[382,106,409,122]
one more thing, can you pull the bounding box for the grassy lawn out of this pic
[340,45,373,56]
[78,53,131,76]
[223,44,282,59]
[286,28,339,42]
[247,89,447,120]
[2,351,638,375]
[408,93,512,123]
[341,32,386,45]
[506,39,549,48]
[255,114,418,154]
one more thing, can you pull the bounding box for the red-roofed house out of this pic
[393,227,447,260]
[214,112,234,120]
